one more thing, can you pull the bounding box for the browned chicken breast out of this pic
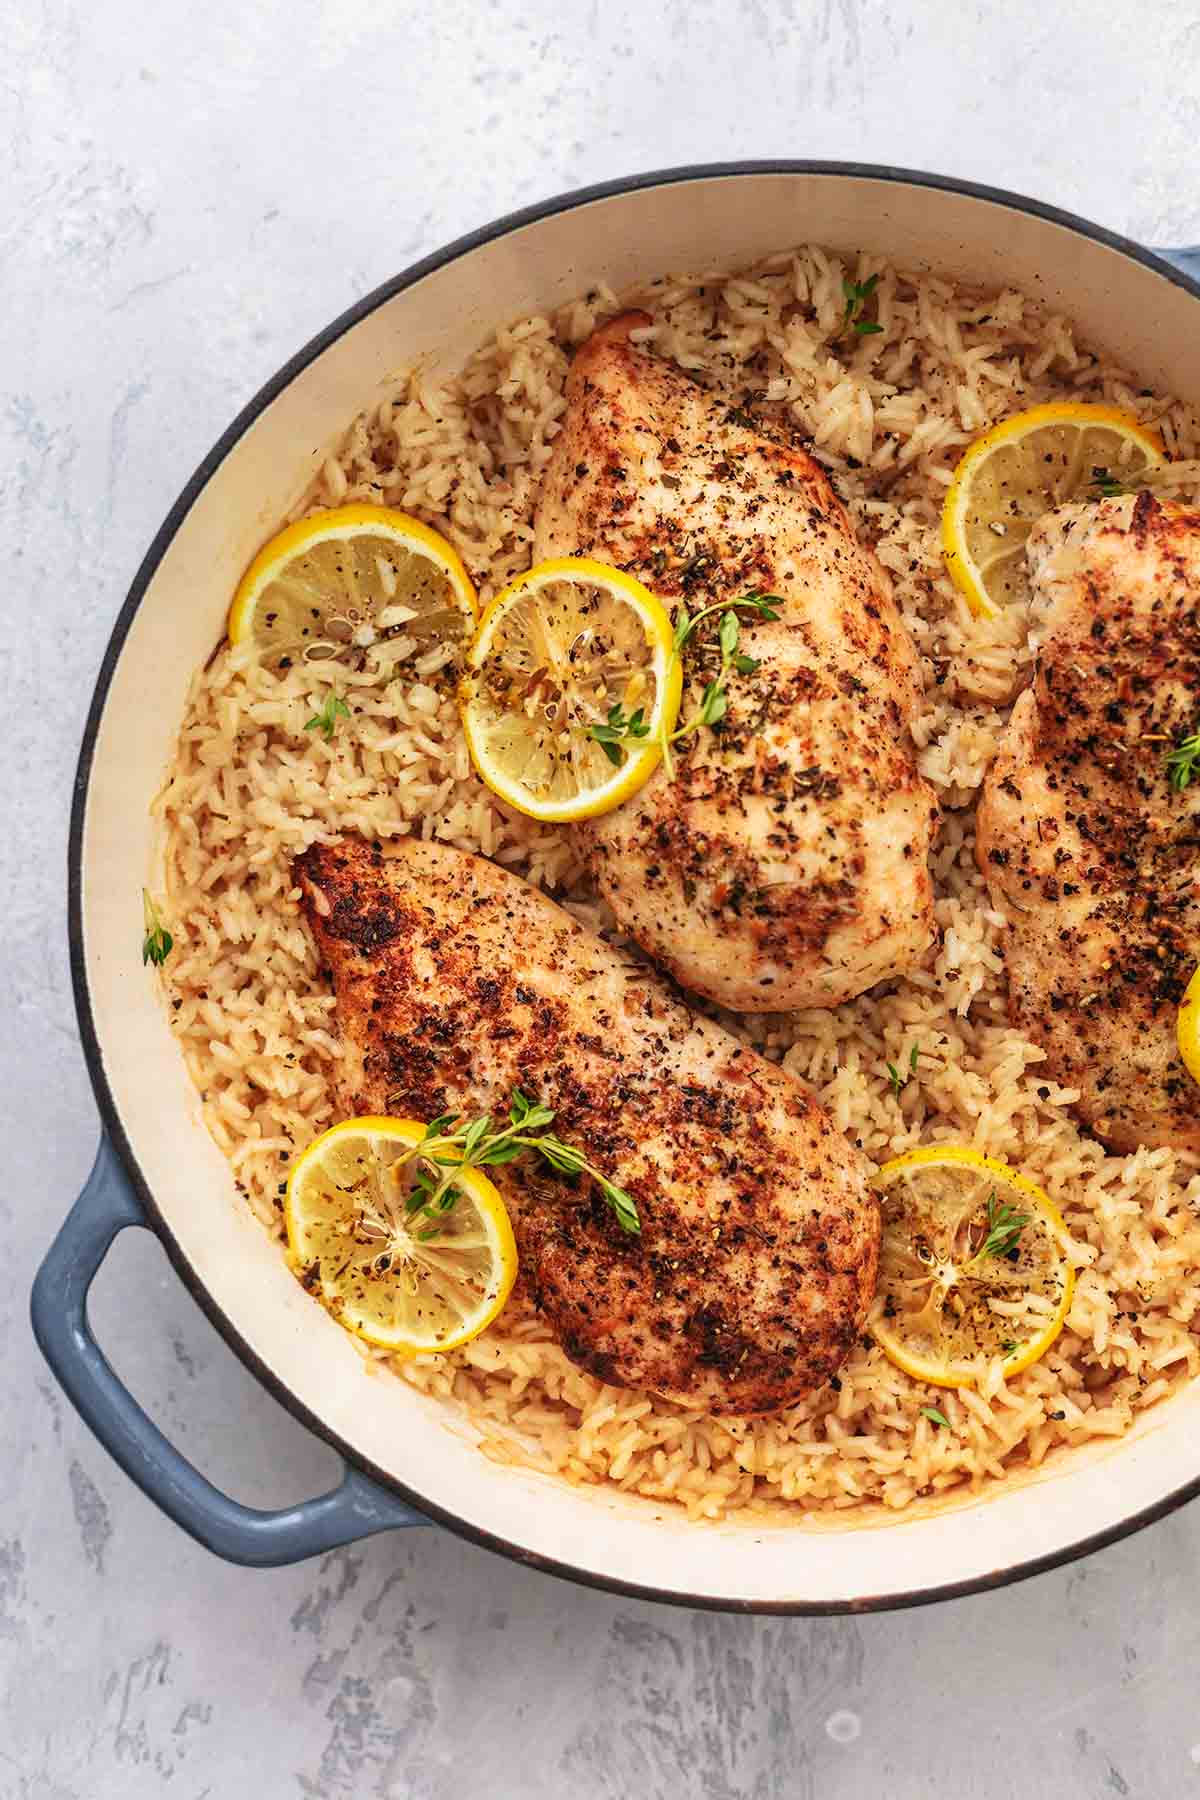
[532,311,938,1011]
[296,835,878,1413]
[977,492,1200,1153]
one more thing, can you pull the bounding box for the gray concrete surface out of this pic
[6,1,1200,1794]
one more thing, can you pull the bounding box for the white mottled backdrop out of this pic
[5,1,1200,1795]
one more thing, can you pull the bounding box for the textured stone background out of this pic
[6,2,1200,1795]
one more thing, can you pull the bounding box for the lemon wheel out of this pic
[1178,965,1200,1087]
[228,504,478,668]
[284,1117,517,1355]
[942,403,1163,617]
[870,1144,1076,1388]
[460,557,682,823]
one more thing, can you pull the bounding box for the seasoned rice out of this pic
[157,245,1200,1521]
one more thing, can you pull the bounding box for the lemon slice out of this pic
[942,403,1164,616]
[460,557,682,823]
[870,1145,1076,1389]
[284,1116,517,1355]
[1178,966,1200,1087]
[228,504,478,669]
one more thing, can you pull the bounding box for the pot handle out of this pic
[31,1136,428,1567]
[1160,246,1200,281]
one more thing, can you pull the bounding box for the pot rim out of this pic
[67,159,1200,1613]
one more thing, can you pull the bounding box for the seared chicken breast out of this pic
[533,311,938,1012]
[296,835,878,1413]
[977,493,1200,1153]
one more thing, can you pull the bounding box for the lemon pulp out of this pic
[461,556,681,822]
[228,504,478,670]
[942,403,1163,616]
[871,1145,1076,1388]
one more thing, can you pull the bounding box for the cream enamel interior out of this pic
[79,171,1200,1607]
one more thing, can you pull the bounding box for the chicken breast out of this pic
[532,311,938,1012]
[976,492,1200,1153]
[296,835,878,1413]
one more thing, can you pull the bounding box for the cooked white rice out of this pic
[157,245,1200,1521]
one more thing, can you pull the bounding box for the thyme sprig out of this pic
[1166,724,1200,792]
[141,889,173,968]
[838,273,884,340]
[587,590,782,778]
[305,691,350,742]
[398,1088,640,1237]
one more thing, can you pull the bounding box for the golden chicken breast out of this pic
[977,492,1200,1153]
[532,311,937,1012]
[296,835,878,1413]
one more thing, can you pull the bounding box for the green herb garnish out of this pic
[304,691,351,742]
[1000,1339,1018,1356]
[141,889,173,968]
[920,1407,951,1429]
[589,702,651,768]
[838,273,884,340]
[1090,466,1135,499]
[974,1191,1029,1263]
[396,1088,640,1238]
[1166,724,1200,792]
[886,1044,921,1100]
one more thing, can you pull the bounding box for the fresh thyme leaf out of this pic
[461,1114,492,1160]
[838,272,882,340]
[672,607,692,652]
[732,653,760,675]
[1166,725,1200,792]
[422,1112,460,1141]
[508,1093,555,1134]
[920,1407,951,1429]
[533,1137,587,1177]
[1089,465,1143,499]
[405,1166,438,1214]
[304,691,350,741]
[718,609,740,658]
[598,1175,641,1236]
[141,889,174,968]
[699,682,728,726]
[586,700,652,766]
[476,1140,525,1166]
[974,1192,1030,1262]
[886,1045,923,1099]
[1000,1339,1018,1356]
